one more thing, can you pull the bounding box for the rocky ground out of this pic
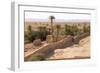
[48,36,90,60]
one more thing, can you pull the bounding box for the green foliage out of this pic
[25,25,50,42]
[38,26,49,41]
[26,25,35,42]
[65,24,90,36]
[83,25,90,33]
[65,24,87,36]
[25,23,90,43]
[65,24,74,36]
[55,24,61,41]
[49,16,55,21]
[30,54,45,61]
[27,25,32,32]
[71,25,79,36]
[24,31,28,40]
[24,25,36,42]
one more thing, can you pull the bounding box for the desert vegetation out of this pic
[24,15,90,61]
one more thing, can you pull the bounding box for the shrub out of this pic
[30,54,45,61]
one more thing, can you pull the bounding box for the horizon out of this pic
[25,12,91,23]
[25,18,90,23]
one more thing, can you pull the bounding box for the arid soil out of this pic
[48,36,90,59]
[24,42,47,57]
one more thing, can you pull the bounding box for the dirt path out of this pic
[48,36,90,59]
[24,43,48,57]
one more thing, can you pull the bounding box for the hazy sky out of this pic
[25,11,91,22]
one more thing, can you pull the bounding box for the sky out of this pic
[25,11,91,22]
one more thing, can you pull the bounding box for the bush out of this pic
[30,54,45,61]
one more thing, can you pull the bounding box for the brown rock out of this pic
[33,39,42,46]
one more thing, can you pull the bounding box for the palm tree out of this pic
[49,16,55,42]
[55,24,61,42]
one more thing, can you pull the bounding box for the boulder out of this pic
[33,39,42,46]
[74,36,79,44]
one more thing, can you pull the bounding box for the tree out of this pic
[65,24,72,35]
[65,24,79,36]
[55,24,61,41]
[49,16,55,42]
[71,25,79,36]
[27,25,32,32]
[38,26,48,41]
[83,24,90,35]
[24,31,28,40]
[87,25,90,33]
[27,25,36,42]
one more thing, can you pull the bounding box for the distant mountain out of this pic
[25,19,48,22]
[25,18,90,23]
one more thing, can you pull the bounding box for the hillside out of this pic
[48,36,90,59]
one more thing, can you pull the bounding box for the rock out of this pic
[74,36,79,44]
[33,39,42,46]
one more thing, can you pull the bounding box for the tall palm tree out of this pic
[49,16,55,42]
